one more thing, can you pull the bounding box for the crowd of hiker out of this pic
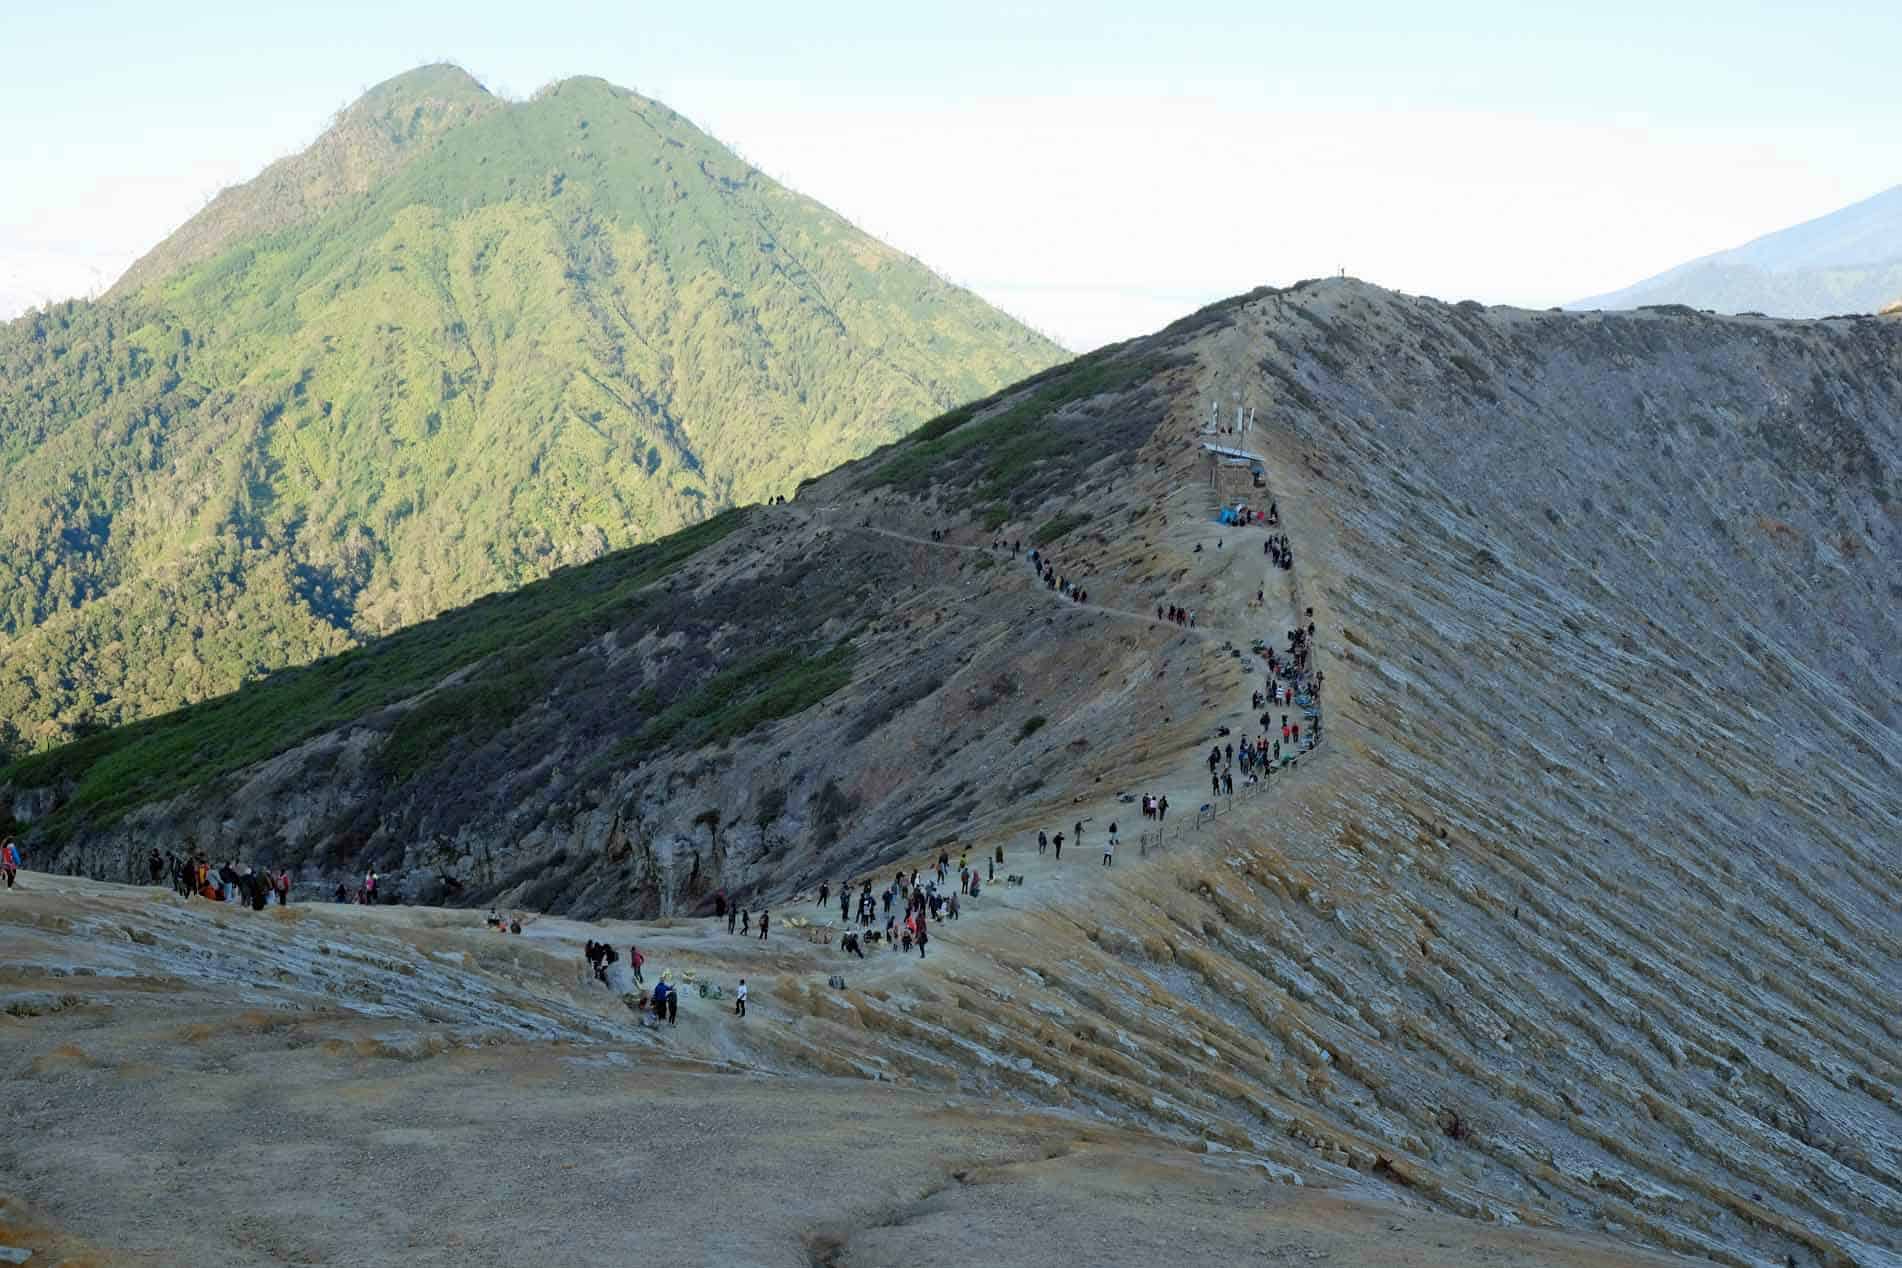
[141,849,292,909]
[563,481,1324,1034]
[1024,546,1090,605]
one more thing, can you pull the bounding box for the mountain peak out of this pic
[1571,181,1902,317]
[108,63,500,297]
[351,62,492,111]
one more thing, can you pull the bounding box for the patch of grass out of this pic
[1033,511,1089,546]
[621,637,856,759]
[866,352,1155,500]
[979,502,1011,531]
[1016,715,1047,743]
[5,509,751,829]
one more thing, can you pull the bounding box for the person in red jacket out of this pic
[1,838,20,890]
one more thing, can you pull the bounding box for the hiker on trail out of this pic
[148,849,164,885]
[1053,832,1063,861]
[630,945,645,985]
[275,869,291,905]
[818,882,829,908]
[734,979,748,1018]
[1105,822,1118,866]
[840,887,850,922]
[333,882,348,903]
[1222,769,1234,795]
[948,893,960,920]
[916,922,928,958]
[842,931,864,958]
[987,858,994,883]
[1158,796,1168,821]
[740,908,750,935]
[1211,771,1221,796]
[1038,830,1047,855]
[729,905,739,934]
[1,838,20,890]
[652,974,678,1026]
[1208,746,1221,772]
[363,869,378,905]
[758,909,769,941]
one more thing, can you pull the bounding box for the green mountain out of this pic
[0,66,1063,751]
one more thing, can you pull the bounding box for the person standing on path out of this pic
[1,838,19,890]
[1053,832,1064,862]
[1158,796,1169,823]
[734,979,748,1018]
[740,908,750,935]
[1104,822,1118,867]
[631,945,645,985]
[916,922,928,958]
[1038,831,1047,855]
[728,905,738,935]
[758,909,769,941]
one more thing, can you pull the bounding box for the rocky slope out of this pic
[0,65,1061,747]
[6,280,1899,1266]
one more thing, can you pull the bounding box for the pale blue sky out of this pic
[4,0,1898,345]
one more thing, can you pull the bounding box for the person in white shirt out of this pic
[734,979,748,1018]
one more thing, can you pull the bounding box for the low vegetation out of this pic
[1032,511,1089,545]
[864,352,1158,508]
[622,639,857,759]
[3,511,749,827]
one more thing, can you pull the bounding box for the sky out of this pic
[3,0,1899,349]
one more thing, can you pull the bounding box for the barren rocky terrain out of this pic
[5,280,1899,1266]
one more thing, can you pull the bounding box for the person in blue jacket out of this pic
[650,974,678,1026]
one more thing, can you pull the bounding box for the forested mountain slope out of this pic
[8,280,1898,1268]
[0,66,1062,749]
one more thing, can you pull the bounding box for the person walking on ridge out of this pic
[734,979,748,1018]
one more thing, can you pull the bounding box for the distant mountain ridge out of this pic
[1572,182,1902,316]
[0,66,1063,750]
